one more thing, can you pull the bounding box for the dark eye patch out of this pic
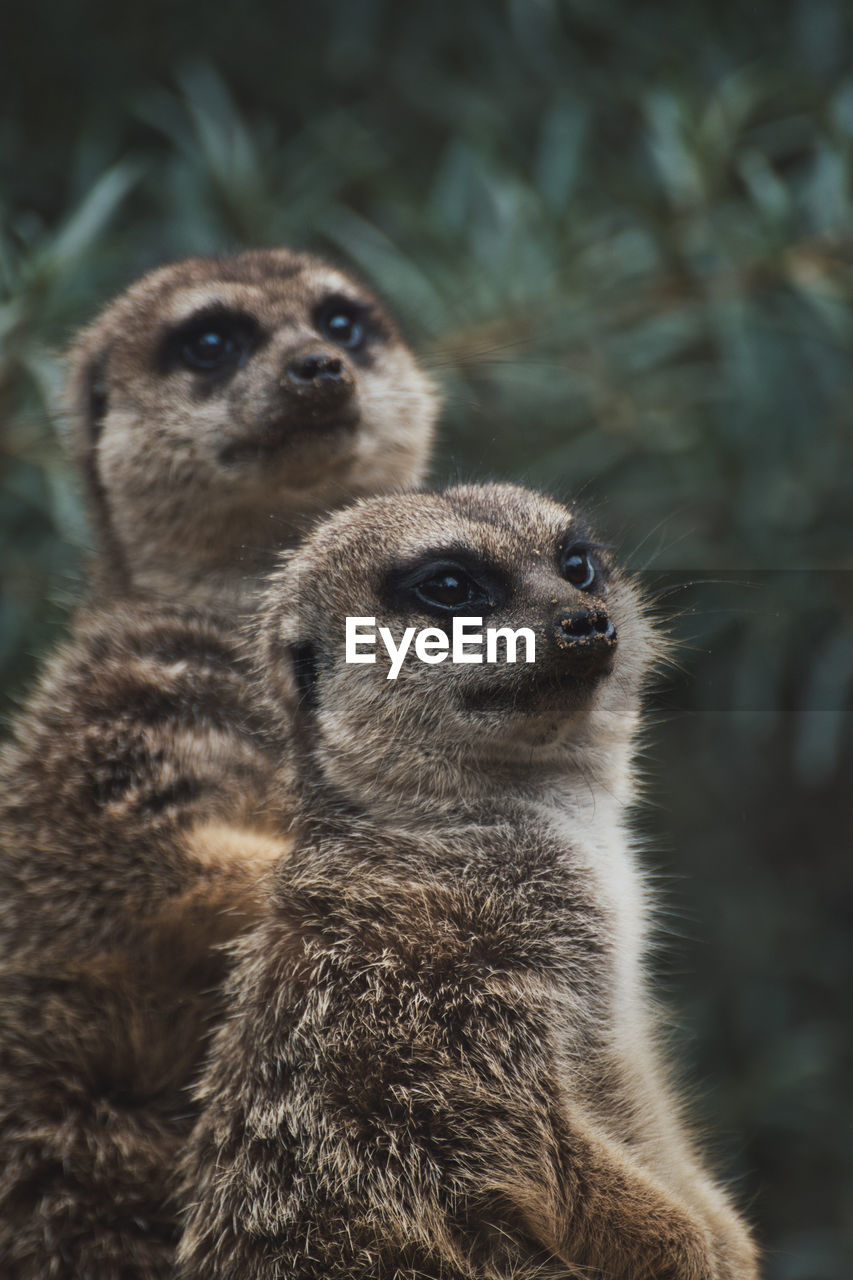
[158,307,263,379]
[313,293,387,363]
[381,549,508,618]
[414,570,479,610]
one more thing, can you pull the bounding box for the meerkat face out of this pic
[259,484,660,808]
[65,249,438,594]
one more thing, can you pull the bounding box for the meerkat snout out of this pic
[283,351,352,394]
[554,604,617,676]
[218,340,360,468]
[277,349,358,423]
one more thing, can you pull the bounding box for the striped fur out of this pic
[0,601,285,1278]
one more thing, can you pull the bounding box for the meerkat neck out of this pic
[100,511,309,611]
[124,553,280,612]
[295,751,631,844]
[95,482,334,610]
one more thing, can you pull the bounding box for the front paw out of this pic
[639,1214,721,1280]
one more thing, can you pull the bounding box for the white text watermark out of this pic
[346,617,536,680]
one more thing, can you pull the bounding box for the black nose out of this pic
[554,606,617,675]
[284,353,352,394]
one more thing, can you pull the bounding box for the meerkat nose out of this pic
[553,606,617,674]
[284,352,353,395]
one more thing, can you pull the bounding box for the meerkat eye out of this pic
[560,545,598,592]
[315,295,372,351]
[410,566,501,615]
[383,555,506,617]
[162,310,260,376]
[181,329,240,370]
[416,571,479,609]
[324,311,364,349]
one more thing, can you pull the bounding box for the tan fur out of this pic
[178,483,759,1279]
[181,820,293,875]
[64,247,439,608]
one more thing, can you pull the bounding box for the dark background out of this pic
[2,3,851,1275]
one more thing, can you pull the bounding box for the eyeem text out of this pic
[346,617,536,680]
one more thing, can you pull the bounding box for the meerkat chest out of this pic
[542,808,649,1022]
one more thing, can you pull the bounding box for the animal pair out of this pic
[0,250,757,1277]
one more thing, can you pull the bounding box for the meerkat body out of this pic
[0,601,284,1278]
[0,250,438,1278]
[178,484,757,1280]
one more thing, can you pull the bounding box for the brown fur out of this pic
[0,601,283,1279]
[0,250,437,1278]
[65,247,438,608]
[178,484,759,1279]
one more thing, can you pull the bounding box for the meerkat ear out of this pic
[287,642,319,710]
[255,580,320,724]
[78,349,110,443]
[253,619,318,723]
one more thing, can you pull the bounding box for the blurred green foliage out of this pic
[2,3,851,1276]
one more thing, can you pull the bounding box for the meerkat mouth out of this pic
[218,410,361,466]
[461,665,612,717]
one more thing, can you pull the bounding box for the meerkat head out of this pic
[257,483,661,821]
[65,248,438,606]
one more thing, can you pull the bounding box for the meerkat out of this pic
[176,483,758,1280]
[0,251,438,1278]
[65,246,438,608]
